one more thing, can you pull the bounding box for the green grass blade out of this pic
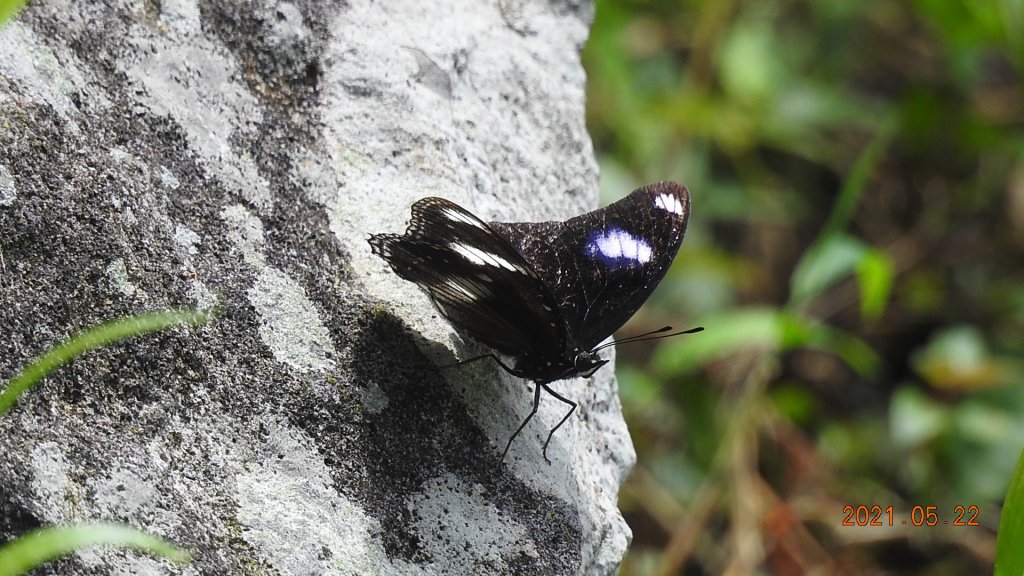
[820,111,900,240]
[995,448,1024,576]
[0,0,28,27]
[0,308,214,415]
[0,523,190,576]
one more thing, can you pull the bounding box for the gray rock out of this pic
[0,0,635,574]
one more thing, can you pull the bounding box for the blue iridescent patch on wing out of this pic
[584,228,652,267]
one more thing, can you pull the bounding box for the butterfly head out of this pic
[572,349,608,379]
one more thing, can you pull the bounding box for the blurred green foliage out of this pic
[584,0,1024,574]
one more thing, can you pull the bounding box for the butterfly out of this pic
[368,181,698,462]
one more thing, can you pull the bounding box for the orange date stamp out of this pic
[841,505,980,527]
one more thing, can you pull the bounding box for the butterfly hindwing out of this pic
[369,197,565,357]
[489,182,690,351]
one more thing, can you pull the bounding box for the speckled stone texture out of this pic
[0,0,635,574]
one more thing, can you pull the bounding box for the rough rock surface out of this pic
[0,0,636,574]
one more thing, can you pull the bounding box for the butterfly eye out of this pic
[576,354,607,379]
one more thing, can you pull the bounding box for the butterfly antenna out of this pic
[593,325,704,352]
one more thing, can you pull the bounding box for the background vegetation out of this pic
[583,0,1024,574]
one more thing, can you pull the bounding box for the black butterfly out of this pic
[368,182,698,462]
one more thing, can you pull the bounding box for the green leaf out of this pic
[994,449,1024,576]
[855,248,894,322]
[789,235,894,324]
[911,325,1014,390]
[0,523,190,576]
[654,308,779,374]
[0,308,215,415]
[788,111,900,308]
[802,322,881,377]
[653,307,878,377]
[770,383,818,425]
[653,308,804,374]
[789,234,867,304]
[0,0,27,28]
[719,19,784,106]
[889,387,949,449]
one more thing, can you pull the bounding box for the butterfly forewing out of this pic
[369,197,565,358]
[489,182,690,351]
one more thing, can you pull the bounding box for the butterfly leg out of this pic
[501,381,542,462]
[539,383,577,464]
[445,353,522,378]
